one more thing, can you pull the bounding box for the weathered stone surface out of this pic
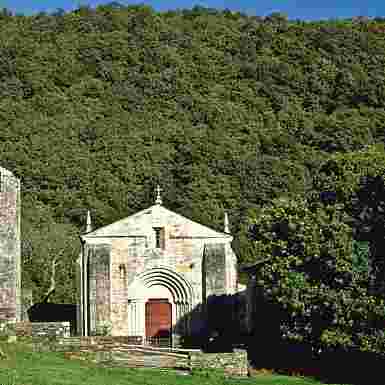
[0,167,20,322]
[0,321,70,338]
[203,244,226,296]
[190,349,248,377]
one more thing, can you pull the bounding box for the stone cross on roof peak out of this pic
[155,185,162,205]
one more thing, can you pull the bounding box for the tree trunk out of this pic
[41,258,57,303]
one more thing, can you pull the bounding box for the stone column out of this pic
[171,301,177,328]
[127,299,139,336]
[137,299,146,341]
[128,299,146,340]
[77,254,83,336]
[174,301,180,329]
[173,301,182,345]
[83,245,88,336]
[128,300,134,335]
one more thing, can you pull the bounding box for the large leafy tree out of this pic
[247,197,385,355]
[22,197,80,303]
[348,175,385,298]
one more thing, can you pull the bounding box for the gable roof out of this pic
[82,204,231,240]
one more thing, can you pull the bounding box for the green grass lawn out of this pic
[0,342,346,385]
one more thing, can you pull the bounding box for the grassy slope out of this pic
[0,342,345,385]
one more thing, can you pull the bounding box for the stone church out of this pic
[0,167,21,322]
[78,187,238,345]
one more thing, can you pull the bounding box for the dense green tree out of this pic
[21,197,80,303]
[247,197,385,354]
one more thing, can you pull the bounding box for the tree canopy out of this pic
[247,146,385,354]
[0,5,384,307]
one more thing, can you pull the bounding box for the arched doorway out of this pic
[145,299,172,345]
[127,267,195,347]
[144,284,173,346]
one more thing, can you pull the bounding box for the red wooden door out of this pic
[145,299,171,339]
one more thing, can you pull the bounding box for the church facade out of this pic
[78,187,238,345]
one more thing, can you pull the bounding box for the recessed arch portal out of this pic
[127,266,195,341]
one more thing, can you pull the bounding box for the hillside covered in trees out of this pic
[1,4,385,307]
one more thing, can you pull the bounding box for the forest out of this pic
[2,3,385,354]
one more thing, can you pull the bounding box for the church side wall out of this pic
[225,244,238,295]
[203,243,227,298]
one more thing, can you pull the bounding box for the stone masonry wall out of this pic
[0,321,70,339]
[190,349,248,377]
[21,335,248,376]
[19,321,70,337]
[0,167,21,322]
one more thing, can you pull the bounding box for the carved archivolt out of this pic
[127,266,195,336]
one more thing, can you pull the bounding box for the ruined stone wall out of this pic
[190,349,248,377]
[0,321,70,338]
[0,167,20,322]
[15,321,71,338]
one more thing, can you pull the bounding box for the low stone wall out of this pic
[190,349,248,377]
[17,321,70,338]
[0,331,248,377]
[68,338,247,376]
[36,337,248,376]
[1,321,70,338]
[63,348,191,369]
[53,336,196,354]
[37,337,195,370]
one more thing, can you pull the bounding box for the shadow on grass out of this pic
[248,339,384,385]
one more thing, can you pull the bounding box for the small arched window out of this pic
[119,264,126,279]
[153,227,165,249]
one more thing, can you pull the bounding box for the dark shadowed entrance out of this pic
[145,299,172,346]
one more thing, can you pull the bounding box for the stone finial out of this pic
[155,185,162,205]
[86,210,92,233]
[224,211,230,233]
